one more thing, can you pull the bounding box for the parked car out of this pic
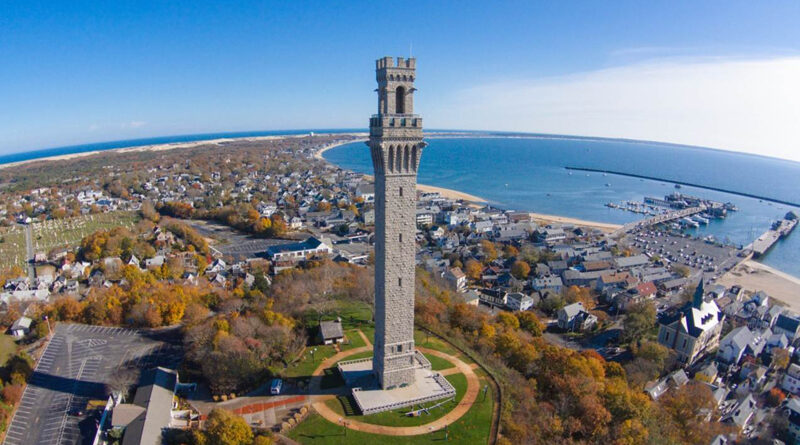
[270,378,283,395]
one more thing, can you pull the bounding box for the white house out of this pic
[506,292,534,311]
[9,317,32,337]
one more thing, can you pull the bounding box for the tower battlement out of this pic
[376,56,416,70]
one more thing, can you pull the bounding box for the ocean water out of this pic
[324,137,800,277]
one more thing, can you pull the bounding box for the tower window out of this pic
[395,86,406,114]
[399,234,403,243]
[398,277,402,287]
[399,186,403,196]
[397,344,403,352]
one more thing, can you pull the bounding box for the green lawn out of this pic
[340,330,366,351]
[0,335,17,367]
[424,353,455,371]
[284,345,338,378]
[326,373,467,427]
[289,375,494,445]
[359,326,375,344]
[335,350,373,363]
[304,300,374,332]
[414,331,461,357]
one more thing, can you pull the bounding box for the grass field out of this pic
[0,227,27,269]
[284,345,338,379]
[414,331,462,357]
[425,353,455,371]
[289,374,494,445]
[30,211,139,254]
[340,330,366,351]
[0,335,17,367]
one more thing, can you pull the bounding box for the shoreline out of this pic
[718,259,800,313]
[313,137,367,161]
[0,132,368,170]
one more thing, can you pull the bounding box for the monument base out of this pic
[337,352,456,415]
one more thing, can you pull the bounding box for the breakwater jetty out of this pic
[565,167,800,208]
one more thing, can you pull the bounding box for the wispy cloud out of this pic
[122,121,147,129]
[431,56,800,162]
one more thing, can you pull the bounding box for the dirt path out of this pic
[308,345,479,436]
[357,329,372,348]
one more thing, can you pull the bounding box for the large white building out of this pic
[657,280,724,364]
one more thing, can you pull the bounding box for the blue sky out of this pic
[2,1,800,160]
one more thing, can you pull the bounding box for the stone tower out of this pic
[369,56,425,389]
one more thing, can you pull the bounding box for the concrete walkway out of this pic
[308,344,480,436]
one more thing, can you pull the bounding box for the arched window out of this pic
[395,86,405,114]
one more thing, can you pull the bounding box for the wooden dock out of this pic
[748,218,797,258]
[612,205,705,237]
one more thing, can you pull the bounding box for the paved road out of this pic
[3,324,181,445]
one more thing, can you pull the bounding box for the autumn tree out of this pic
[464,259,482,281]
[563,285,595,310]
[510,260,531,280]
[516,311,543,336]
[480,240,498,263]
[202,408,253,445]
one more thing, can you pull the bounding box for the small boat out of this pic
[605,183,611,187]
[674,184,682,189]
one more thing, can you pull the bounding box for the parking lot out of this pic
[185,220,290,260]
[3,324,181,445]
[624,227,743,279]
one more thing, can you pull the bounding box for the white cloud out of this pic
[122,121,147,129]
[431,56,800,162]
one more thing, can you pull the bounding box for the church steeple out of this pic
[692,277,705,309]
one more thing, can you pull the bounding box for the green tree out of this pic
[203,408,253,445]
[622,302,657,345]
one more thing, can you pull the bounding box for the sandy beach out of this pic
[718,259,800,313]
[0,132,367,170]
[313,136,367,161]
[526,212,622,233]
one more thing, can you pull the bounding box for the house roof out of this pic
[122,367,177,445]
[636,282,657,296]
[614,254,649,268]
[112,404,146,428]
[561,302,585,319]
[10,316,32,330]
[775,313,800,334]
[319,320,343,340]
[722,326,754,352]
[722,394,756,428]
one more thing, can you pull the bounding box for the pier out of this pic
[747,216,798,258]
[612,206,705,237]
